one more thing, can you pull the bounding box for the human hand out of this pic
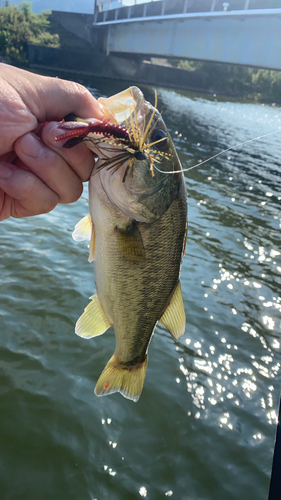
[0,63,104,220]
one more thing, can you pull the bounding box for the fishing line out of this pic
[153,128,281,175]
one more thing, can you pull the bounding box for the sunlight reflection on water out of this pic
[0,81,280,500]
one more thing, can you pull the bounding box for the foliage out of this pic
[249,68,281,102]
[170,59,203,72]
[0,1,60,63]
[171,58,281,103]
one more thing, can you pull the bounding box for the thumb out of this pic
[35,77,105,122]
[1,64,104,123]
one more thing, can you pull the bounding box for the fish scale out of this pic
[100,194,186,365]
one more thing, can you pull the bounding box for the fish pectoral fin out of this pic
[75,293,111,339]
[95,354,148,402]
[115,222,145,262]
[159,281,186,341]
[72,214,92,242]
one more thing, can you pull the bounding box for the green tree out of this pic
[170,57,281,103]
[0,1,60,63]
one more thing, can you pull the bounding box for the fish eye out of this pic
[150,128,168,149]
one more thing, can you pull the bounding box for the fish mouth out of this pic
[90,86,177,222]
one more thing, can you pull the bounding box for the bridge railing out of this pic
[94,0,281,23]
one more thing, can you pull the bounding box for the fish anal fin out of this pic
[115,222,145,262]
[75,293,111,339]
[72,214,92,242]
[88,228,96,263]
[160,281,186,340]
[95,354,148,402]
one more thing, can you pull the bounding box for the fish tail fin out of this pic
[94,354,148,402]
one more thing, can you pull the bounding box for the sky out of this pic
[98,0,161,9]
[102,0,160,6]
[4,0,160,14]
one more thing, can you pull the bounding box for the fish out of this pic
[56,86,188,401]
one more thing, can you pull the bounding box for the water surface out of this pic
[0,78,280,500]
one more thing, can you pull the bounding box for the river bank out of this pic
[16,43,278,105]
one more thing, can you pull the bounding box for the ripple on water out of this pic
[0,84,281,500]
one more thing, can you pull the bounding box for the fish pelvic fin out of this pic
[160,281,186,341]
[75,293,111,339]
[94,354,148,402]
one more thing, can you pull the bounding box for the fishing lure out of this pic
[55,91,171,179]
[56,119,132,147]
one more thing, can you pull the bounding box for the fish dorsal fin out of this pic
[95,353,148,402]
[88,229,96,263]
[72,214,92,242]
[159,281,186,340]
[116,222,145,262]
[75,293,111,339]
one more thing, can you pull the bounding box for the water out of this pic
[0,78,280,500]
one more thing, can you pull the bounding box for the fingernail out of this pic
[0,163,12,180]
[20,133,43,158]
[98,102,105,117]
[98,103,106,118]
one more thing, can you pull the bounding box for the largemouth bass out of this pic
[57,87,187,401]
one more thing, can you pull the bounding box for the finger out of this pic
[1,65,104,123]
[40,122,97,182]
[0,162,58,220]
[32,75,104,123]
[14,133,84,204]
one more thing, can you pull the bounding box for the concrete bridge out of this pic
[29,0,281,96]
[91,0,281,70]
